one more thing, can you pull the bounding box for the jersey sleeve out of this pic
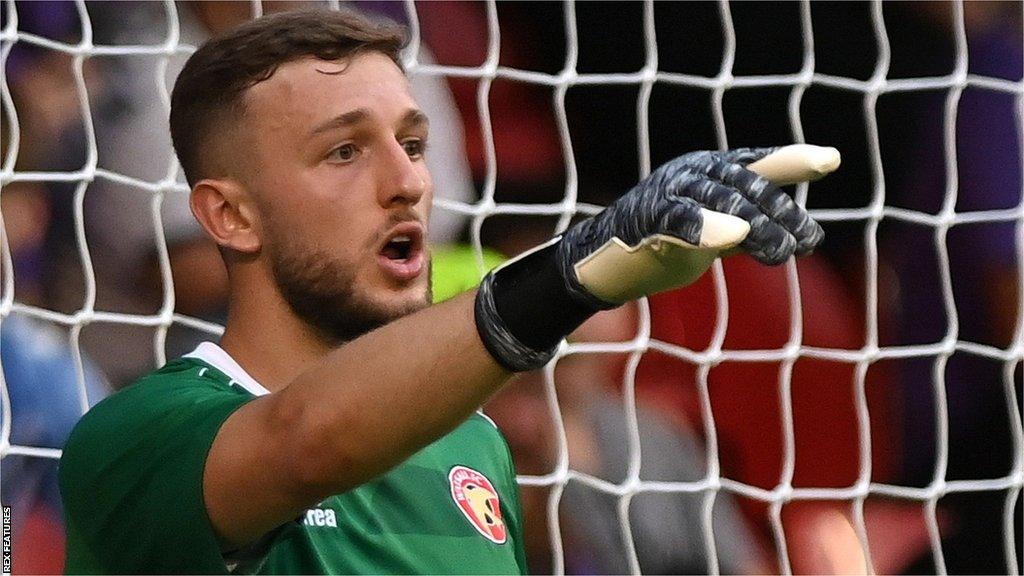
[59,368,252,574]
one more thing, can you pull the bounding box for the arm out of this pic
[203,144,838,550]
[205,290,507,548]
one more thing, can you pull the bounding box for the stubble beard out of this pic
[270,238,432,346]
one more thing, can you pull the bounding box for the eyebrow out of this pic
[400,109,430,131]
[309,108,429,137]
[310,108,370,136]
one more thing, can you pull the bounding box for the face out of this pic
[242,52,433,344]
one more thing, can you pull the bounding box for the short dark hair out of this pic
[170,9,406,186]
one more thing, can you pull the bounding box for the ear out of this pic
[190,178,262,254]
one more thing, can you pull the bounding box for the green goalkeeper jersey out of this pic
[59,342,528,574]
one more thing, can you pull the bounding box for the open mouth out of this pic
[378,223,425,281]
[381,234,415,261]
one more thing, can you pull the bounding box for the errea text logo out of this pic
[302,506,337,528]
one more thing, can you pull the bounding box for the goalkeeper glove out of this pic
[474,144,838,372]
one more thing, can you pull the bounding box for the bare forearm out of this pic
[279,290,509,493]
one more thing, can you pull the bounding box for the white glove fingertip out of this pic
[747,144,841,185]
[698,209,750,250]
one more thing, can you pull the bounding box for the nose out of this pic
[378,140,430,208]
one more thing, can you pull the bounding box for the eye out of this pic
[328,143,358,163]
[402,138,426,159]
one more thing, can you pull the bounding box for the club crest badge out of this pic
[448,465,507,544]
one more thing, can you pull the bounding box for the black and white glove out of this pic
[475,144,839,371]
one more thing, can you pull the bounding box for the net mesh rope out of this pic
[0,1,1021,574]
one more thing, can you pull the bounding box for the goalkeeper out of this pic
[59,9,833,574]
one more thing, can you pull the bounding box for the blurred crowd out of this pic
[2,1,1021,574]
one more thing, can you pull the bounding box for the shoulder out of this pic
[59,358,251,574]
[61,358,252,476]
[461,411,511,453]
[69,358,239,432]
[460,412,518,480]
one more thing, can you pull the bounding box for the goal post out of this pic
[1,1,1021,575]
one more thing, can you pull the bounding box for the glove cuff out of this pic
[474,239,607,372]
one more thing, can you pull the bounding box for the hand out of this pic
[559,145,832,306]
[474,144,839,371]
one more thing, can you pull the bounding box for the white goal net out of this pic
[1,1,1021,575]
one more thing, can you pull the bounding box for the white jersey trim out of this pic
[476,410,499,429]
[184,342,271,397]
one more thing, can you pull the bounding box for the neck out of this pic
[218,265,332,394]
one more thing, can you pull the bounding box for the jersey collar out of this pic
[184,342,271,397]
